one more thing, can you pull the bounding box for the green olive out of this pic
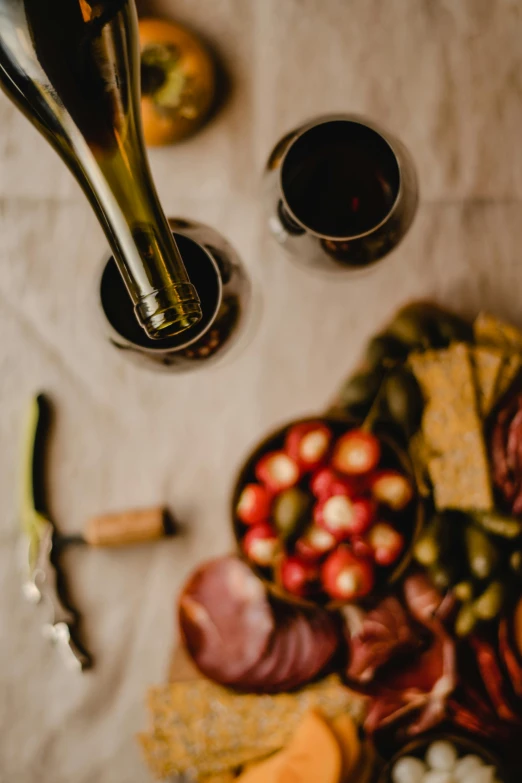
[272,488,311,541]
[382,368,423,436]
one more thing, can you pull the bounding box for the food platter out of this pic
[140,302,522,783]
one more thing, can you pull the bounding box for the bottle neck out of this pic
[0,0,202,339]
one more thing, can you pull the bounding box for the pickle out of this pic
[510,550,522,578]
[272,488,311,541]
[472,511,522,539]
[429,562,455,591]
[365,334,409,368]
[382,368,423,436]
[414,512,447,567]
[338,369,383,414]
[455,602,478,637]
[453,580,474,602]
[464,525,499,580]
[473,580,505,621]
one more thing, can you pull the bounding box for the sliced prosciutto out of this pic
[343,597,419,684]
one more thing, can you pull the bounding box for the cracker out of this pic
[139,675,363,780]
[471,345,504,416]
[409,343,493,511]
[473,312,522,351]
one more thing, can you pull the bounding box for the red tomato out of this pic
[236,483,272,525]
[295,525,337,561]
[321,546,375,601]
[255,451,300,493]
[366,522,404,566]
[285,421,333,471]
[242,523,281,566]
[332,430,381,476]
[279,556,319,597]
[370,470,413,510]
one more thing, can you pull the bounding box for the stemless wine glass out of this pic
[96,218,250,372]
[263,114,418,272]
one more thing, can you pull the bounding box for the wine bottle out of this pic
[0,0,202,338]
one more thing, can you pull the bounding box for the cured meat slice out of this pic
[279,609,338,692]
[179,556,274,685]
[343,597,419,685]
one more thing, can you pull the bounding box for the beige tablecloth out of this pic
[1,1,522,781]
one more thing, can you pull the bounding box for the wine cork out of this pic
[84,506,173,547]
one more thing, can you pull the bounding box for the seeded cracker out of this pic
[471,345,504,416]
[409,343,493,511]
[474,311,522,351]
[139,675,363,779]
[473,313,522,403]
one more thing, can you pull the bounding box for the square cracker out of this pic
[409,343,493,511]
[471,345,504,416]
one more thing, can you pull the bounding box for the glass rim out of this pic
[278,114,404,242]
[99,232,224,354]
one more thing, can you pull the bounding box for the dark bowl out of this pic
[230,415,423,610]
[377,731,510,783]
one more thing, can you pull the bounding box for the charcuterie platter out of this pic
[139,303,522,782]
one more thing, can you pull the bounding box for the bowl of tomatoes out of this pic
[231,416,422,609]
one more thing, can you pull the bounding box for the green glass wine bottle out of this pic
[0,0,202,338]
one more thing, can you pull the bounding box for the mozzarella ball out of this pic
[471,767,496,783]
[425,741,458,772]
[453,755,484,780]
[392,756,427,783]
[422,772,454,783]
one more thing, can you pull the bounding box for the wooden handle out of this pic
[83,506,173,547]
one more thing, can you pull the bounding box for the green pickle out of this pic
[453,580,474,603]
[272,488,311,541]
[413,512,448,567]
[383,368,423,436]
[472,511,522,539]
[473,581,505,621]
[429,562,455,591]
[510,550,522,578]
[455,602,478,637]
[464,524,499,580]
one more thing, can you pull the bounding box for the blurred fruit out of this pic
[370,470,413,510]
[366,522,404,566]
[321,546,375,601]
[236,484,271,525]
[255,451,300,493]
[279,556,319,597]
[138,18,215,146]
[242,523,280,566]
[332,430,380,476]
[285,421,332,471]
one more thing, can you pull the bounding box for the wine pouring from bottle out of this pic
[0,0,202,339]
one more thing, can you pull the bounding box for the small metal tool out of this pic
[19,393,174,671]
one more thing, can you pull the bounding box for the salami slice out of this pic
[179,555,340,693]
[178,556,274,685]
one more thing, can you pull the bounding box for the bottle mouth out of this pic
[136,282,202,339]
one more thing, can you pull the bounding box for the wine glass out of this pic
[263,114,418,272]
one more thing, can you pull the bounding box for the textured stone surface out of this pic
[1,1,522,781]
